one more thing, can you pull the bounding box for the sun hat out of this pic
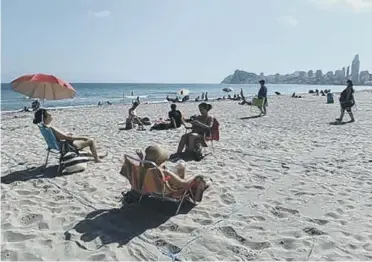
[144,144,169,166]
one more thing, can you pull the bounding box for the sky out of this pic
[1,0,372,83]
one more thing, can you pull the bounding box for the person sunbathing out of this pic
[136,145,192,188]
[176,102,214,155]
[33,109,104,163]
[123,101,145,130]
[150,104,186,131]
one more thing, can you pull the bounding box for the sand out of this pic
[1,91,372,261]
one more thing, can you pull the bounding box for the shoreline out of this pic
[2,88,371,116]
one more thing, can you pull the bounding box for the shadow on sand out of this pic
[64,196,195,248]
[240,115,262,120]
[0,165,66,184]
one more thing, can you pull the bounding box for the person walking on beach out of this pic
[336,80,355,123]
[258,79,268,116]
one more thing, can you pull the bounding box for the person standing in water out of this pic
[336,80,355,123]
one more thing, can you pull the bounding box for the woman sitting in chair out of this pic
[33,109,104,163]
[136,145,189,186]
[176,102,214,155]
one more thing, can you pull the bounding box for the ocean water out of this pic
[1,83,371,112]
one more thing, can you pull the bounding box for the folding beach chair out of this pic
[250,97,266,112]
[120,154,210,215]
[204,118,220,152]
[184,117,220,153]
[37,124,79,172]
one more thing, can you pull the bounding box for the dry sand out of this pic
[1,91,372,261]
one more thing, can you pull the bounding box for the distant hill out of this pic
[221,70,259,84]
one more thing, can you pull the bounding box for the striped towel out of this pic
[61,151,94,175]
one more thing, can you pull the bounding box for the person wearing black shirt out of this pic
[257,80,268,115]
[168,104,184,128]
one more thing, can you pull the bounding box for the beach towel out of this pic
[61,151,93,175]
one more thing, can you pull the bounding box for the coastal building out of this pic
[299,71,306,78]
[308,70,314,78]
[360,70,370,84]
[351,54,360,84]
[315,70,323,79]
[342,67,346,78]
[275,73,280,82]
[335,69,344,84]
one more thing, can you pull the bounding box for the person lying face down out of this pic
[33,109,105,163]
[176,102,213,154]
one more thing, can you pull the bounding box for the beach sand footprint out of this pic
[269,206,299,218]
[155,239,182,255]
[1,249,18,261]
[306,218,329,225]
[303,227,326,236]
[220,192,236,205]
[228,245,258,260]
[217,226,271,250]
[20,213,43,226]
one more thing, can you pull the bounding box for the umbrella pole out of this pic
[43,83,46,107]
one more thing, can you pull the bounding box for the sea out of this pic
[1,83,371,112]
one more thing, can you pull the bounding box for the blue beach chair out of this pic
[37,124,78,172]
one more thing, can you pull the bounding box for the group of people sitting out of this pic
[309,89,331,96]
[33,100,217,165]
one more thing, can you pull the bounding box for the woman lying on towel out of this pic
[176,102,213,156]
[33,109,105,163]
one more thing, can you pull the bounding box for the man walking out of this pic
[258,79,268,116]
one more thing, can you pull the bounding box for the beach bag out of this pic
[327,93,334,104]
[61,151,92,175]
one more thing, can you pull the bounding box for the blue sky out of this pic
[1,0,372,83]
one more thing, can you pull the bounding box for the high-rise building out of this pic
[308,70,314,78]
[346,66,350,79]
[360,70,370,84]
[342,67,346,78]
[351,54,360,84]
[315,70,323,79]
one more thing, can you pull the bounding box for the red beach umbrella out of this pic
[11,73,76,100]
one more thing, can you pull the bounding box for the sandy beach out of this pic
[1,91,372,261]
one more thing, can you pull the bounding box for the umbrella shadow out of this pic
[240,115,262,120]
[64,196,195,248]
[1,165,66,184]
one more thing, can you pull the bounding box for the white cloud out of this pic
[277,15,299,27]
[309,0,372,12]
[89,10,111,18]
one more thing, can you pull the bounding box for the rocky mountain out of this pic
[221,70,258,84]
